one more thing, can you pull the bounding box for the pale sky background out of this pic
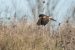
[0,0,75,27]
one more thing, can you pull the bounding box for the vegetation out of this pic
[0,22,75,50]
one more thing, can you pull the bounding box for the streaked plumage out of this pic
[37,14,56,26]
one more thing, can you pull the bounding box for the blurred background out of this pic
[0,0,75,50]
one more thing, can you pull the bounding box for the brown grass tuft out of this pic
[0,22,75,50]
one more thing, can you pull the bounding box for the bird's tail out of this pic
[51,18,56,21]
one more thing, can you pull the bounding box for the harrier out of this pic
[37,14,56,26]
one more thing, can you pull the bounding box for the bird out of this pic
[37,14,56,26]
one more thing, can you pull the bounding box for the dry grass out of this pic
[0,22,75,50]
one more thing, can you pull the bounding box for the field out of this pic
[0,22,75,50]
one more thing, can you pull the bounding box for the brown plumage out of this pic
[37,14,56,26]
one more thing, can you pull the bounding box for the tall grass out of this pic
[0,22,75,50]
